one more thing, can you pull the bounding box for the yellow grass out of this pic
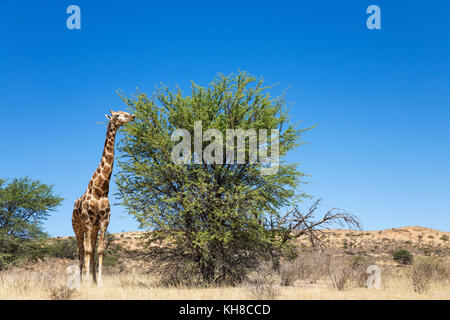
[0,267,448,300]
[2,226,448,300]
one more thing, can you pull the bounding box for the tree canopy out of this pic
[116,72,312,284]
[0,177,63,269]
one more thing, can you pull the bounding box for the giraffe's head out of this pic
[105,110,136,126]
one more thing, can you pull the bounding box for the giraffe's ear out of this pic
[105,114,112,120]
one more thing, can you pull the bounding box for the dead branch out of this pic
[280,198,362,249]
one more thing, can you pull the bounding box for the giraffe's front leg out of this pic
[83,224,93,285]
[96,218,110,287]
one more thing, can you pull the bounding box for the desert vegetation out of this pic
[0,239,449,300]
[0,72,448,300]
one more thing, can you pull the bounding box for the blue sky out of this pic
[0,1,449,236]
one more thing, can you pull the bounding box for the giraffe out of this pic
[72,110,135,285]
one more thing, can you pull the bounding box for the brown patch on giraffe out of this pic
[92,187,103,199]
[101,179,109,190]
[105,154,114,163]
[95,175,105,188]
[89,200,99,212]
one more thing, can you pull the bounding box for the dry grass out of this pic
[244,263,279,299]
[0,270,449,300]
[0,256,448,300]
[410,256,449,294]
[2,226,448,300]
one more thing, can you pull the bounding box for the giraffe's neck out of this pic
[88,121,118,197]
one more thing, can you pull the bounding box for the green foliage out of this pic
[342,240,348,249]
[440,235,449,242]
[116,72,311,284]
[0,233,48,269]
[94,233,123,268]
[102,254,119,267]
[392,248,413,265]
[350,255,370,269]
[0,177,63,270]
[47,233,123,269]
[47,238,78,259]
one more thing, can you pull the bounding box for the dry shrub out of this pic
[1,268,59,295]
[278,252,376,291]
[156,262,204,288]
[0,258,81,299]
[350,255,374,288]
[49,285,77,300]
[411,256,449,293]
[295,252,330,284]
[351,265,370,288]
[278,252,331,286]
[327,264,353,291]
[244,263,279,300]
[2,273,31,295]
[279,259,300,286]
[325,254,376,291]
[119,277,154,289]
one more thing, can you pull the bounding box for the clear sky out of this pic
[0,1,449,236]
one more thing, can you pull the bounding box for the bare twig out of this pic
[280,198,362,249]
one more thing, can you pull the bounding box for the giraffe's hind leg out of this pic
[83,223,93,284]
[90,226,99,283]
[72,205,85,277]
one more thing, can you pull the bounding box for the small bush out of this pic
[327,265,353,291]
[342,241,348,249]
[102,254,119,267]
[411,257,434,293]
[244,263,279,299]
[392,249,413,265]
[409,256,449,294]
[290,252,330,284]
[350,255,369,268]
[46,238,78,259]
[279,259,299,286]
[120,278,154,289]
[0,235,49,270]
[157,262,204,287]
[440,235,449,242]
[49,285,77,300]
[350,255,374,288]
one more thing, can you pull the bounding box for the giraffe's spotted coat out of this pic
[72,110,135,285]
